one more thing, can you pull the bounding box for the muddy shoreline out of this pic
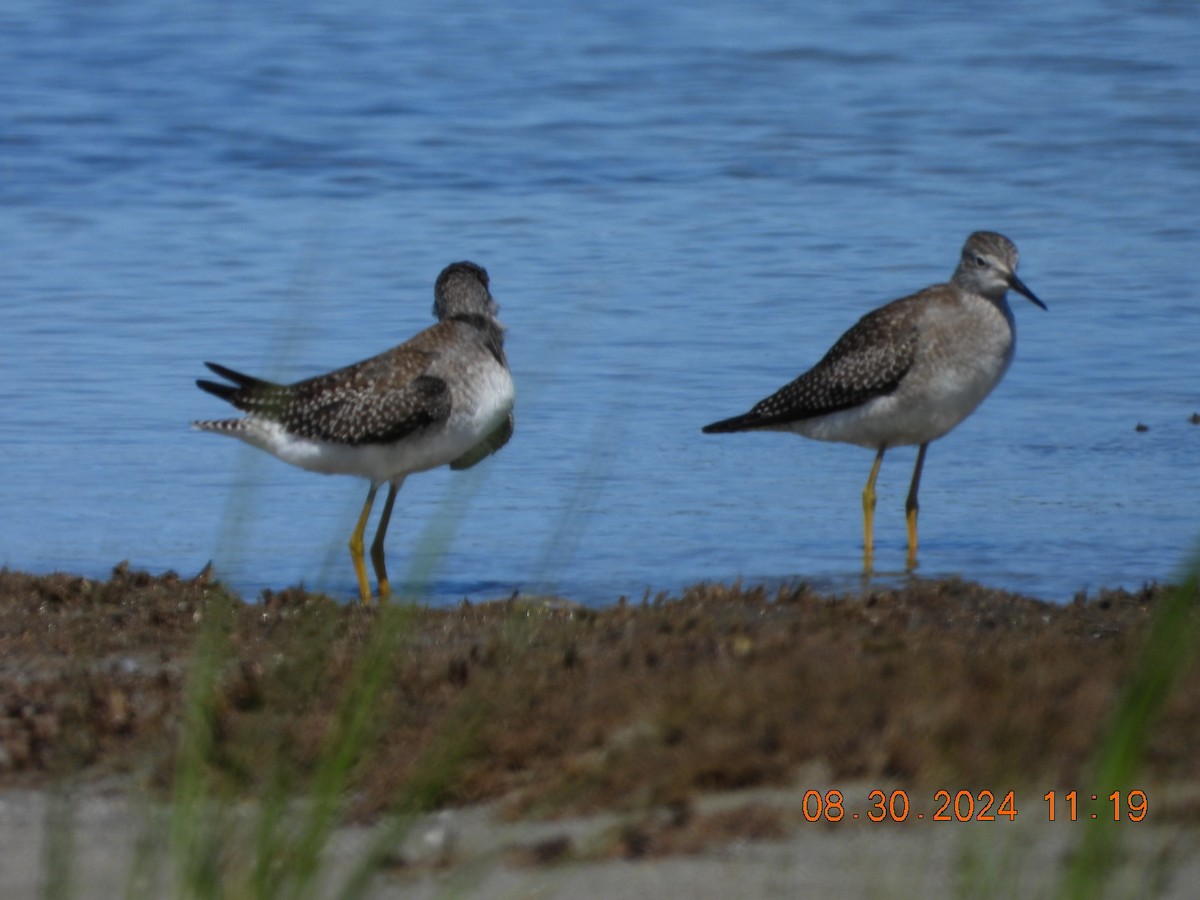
[2,562,1199,896]
[3,564,1197,811]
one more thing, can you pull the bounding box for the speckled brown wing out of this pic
[703,292,923,433]
[198,325,456,446]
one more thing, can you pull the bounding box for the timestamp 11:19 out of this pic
[1043,790,1148,822]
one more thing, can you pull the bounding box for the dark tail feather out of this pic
[196,362,269,405]
[196,379,238,402]
[203,361,261,388]
[702,412,765,434]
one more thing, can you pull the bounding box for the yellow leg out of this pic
[349,483,380,604]
[369,480,402,601]
[862,447,886,571]
[905,443,928,570]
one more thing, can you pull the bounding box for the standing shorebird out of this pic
[702,231,1045,570]
[194,261,515,603]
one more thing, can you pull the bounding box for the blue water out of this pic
[2,1,1197,605]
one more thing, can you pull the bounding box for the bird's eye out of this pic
[974,255,987,267]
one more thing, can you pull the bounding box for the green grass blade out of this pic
[40,785,76,900]
[1058,551,1200,899]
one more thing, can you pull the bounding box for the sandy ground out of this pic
[3,782,1200,898]
[1,564,1198,897]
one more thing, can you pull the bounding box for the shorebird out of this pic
[194,261,515,602]
[702,231,1045,570]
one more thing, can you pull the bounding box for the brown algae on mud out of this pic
[1,563,1198,830]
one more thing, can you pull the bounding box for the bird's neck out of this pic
[450,313,507,368]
